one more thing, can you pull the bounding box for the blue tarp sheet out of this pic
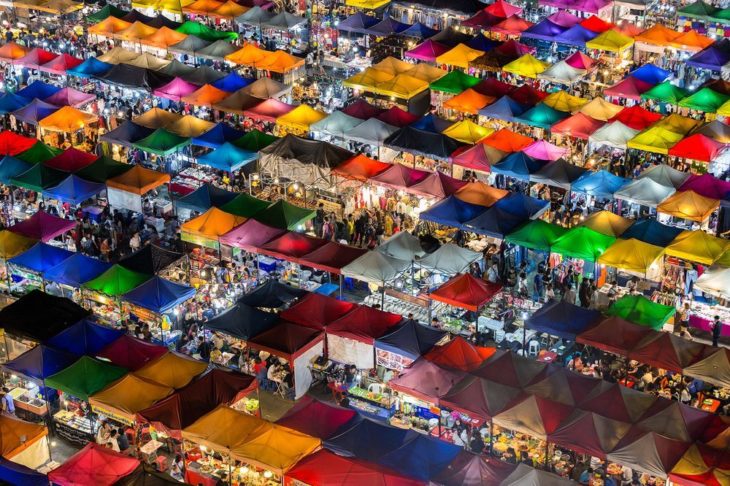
[571,170,630,199]
[175,183,238,213]
[66,57,113,78]
[99,120,154,147]
[629,64,670,85]
[521,19,567,41]
[410,113,451,133]
[45,318,125,356]
[0,156,31,184]
[43,175,105,205]
[494,192,549,218]
[8,242,74,273]
[554,25,598,46]
[463,206,529,238]
[196,142,258,172]
[0,458,48,486]
[3,344,76,380]
[123,276,196,313]
[211,72,254,92]
[419,196,485,228]
[375,320,447,360]
[16,80,61,100]
[478,96,528,122]
[43,253,112,288]
[0,92,30,114]
[491,152,544,180]
[525,299,602,339]
[620,218,684,247]
[191,122,246,149]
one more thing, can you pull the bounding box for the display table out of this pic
[53,411,96,446]
[690,314,730,336]
[185,462,224,486]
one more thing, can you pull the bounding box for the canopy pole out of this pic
[381,281,385,309]
[339,274,343,299]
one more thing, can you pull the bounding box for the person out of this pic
[108,429,121,452]
[486,263,499,283]
[712,315,722,347]
[129,232,141,253]
[196,336,212,362]
[314,202,325,237]
[469,429,485,454]
[117,427,130,453]
[96,421,111,445]
[578,279,590,308]
[677,303,690,336]
[170,454,184,481]
[1,387,15,416]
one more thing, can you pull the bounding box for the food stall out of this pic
[0,231,35,293]
[41,253,112,300]
[81,265,153,327]
[96,335,169,371]
[105,164,171,214]
[6,242,74,295]
[429,273,503,336]
[0,415,51,470]
[88,374,173,428]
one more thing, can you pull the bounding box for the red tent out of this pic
[388,358,464,403]
[248,321,323,359]
[369,163,431,190]
[551,113,605,140]
[283,449,423,486]
[525,365,602,406]
[257,232,328,260]
[327,305,402,343]
[341,99,385,120]
[473,78,514,98]
[298,241,367,274]
[493,395,574,439]
[668,133,724,162]
[0,131,36,155]
[580,382,657,423]
[604,77,654,101]
[48,443,140,486]
[472,350,547,387]
[439,375,522,420]
[376,107,419,127]
[607,427,691,478]
[279,293,356,331]
[580,15,614,32]
[548,410,631,458]
[40,53,83,75]
[424,336,496,371]
[609,104,663,130]
[576,316,654,356]
[96,335,167,371]
[432,451,516,486]
[7,211,76,242]
[408,171,468,199]
[451,144,507,172]
[669,443,730,486]
[494,39,534,58]
[276,396,357,440]
[628,331,704,373]
[509,84,547,106]
[218,219,286,252]
[332,154,390,181]
[484,0,521,17]
[44,148,98,172]
[430,273,502,312]
[13,47,55,67]
[637,401,713,442]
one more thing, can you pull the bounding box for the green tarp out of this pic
[429,70,480,94]
[16,141,62,164]
[641,82,688,105]
[45,356,127,400]
[133,129,190,156]
[75,156,133,183]
[550,227,616,262]
[251,200,315,230]
[87,4,129,23]
[678,0,718,19]
[83,264,152,296]
[678,87,730,113]
[505,220,568,252]
[11,164,66,192]
[219,193,271,218]
[233,129,278,151]
[176,21,238,41]
[606,294,676,330]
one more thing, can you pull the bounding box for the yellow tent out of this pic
[597,238,664,276]
[653,113,700,135]
[345,0,390,8]
[256,50,305,73]
[133,0,192,12]
[542,91,589,113]
[276,105,327,132]
[183,0,222,14]
[125,52,171,70]
[166,115,215,138]
[181,207,246,245]
[343,68,395,91]
[657,190,720,222]
[586,30,634,52]
[113,21,157,42]
[374,74,429,98]
[140,26,188,48]
[182,406,267,454]
[716,249,730,268]
[442,119,494,144]
[134,352,208,389]
[97,46,139,64]
[214,0,248,18]
[373,57,414,76]
[443,89,494,114]
[225,43,270,66]
[0,415,49,468]
[0,230,35,259]
[133,108,183,129]
[579,210,634,237]
[39,106,98,132]
[665,230,730,265]
[436,43,484,69]
[405,63,447,83]
[231,424,321,474]
[89,374,173,425]
[502,54,549,78]
[88,17,132,37]
[579,98,624,121]
[627,127,684,155]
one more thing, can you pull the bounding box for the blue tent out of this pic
[3,344,76,380]
[196,142,258,172]
[478,96,527,122]
[525,299,601,339]
[8,242,74,274]
[630,64,671,85]
[191,123,246,149]
[466,35,499,52]
[43,175,105,205]
[491,152,544,180]
[211,72,254,92]
[399,22,439,39]
[620,218,684,247]
[66,57,113,78]
[521,19,567,41]
[99,120,154,148]
[43,253,112,288]
[174,183,237,213]
[375,320,447,361]
[16,80,61,100]
[463,206,528,238]
[378,434,461,481]
[0,92,30,114]
[123,276,196,313]
[337,12,379,34]
[367,17,410,35]
[410,113,451,133]
[420,196,486,229]
[554,25,598,46]
[45,317,124,356]
[571,170,630,199]
[0,156,31,184]
[494,192,549,218]
[11,98,58,124]
[0,458,47,486]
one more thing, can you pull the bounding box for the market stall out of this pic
[96,335,168,371]
[81,264,153,326]
[47,443,140,486]
[0,415,50,469]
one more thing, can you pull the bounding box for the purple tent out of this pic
[405,39,450,62]
[688,43,730,71]
[337,12,378,34]
[679,174,730,201]
[554,24,598,46]
[547,10,581,27]
[44,87,96,107]
[8,211,75,242]
[153,77,200,102]
[11,98,59,125]
[521,20,567,41]
[367,17,410,35]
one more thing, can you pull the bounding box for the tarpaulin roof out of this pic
[376,106,419,127]
[577,316,655,356]
[564,51,594,70]
[430,273,502,311]
[191,123,246,149]
[116,244,181,276]
[554,24,598,46]
[695,265,730,300]
[7,210,75,242]
[212,90,263,116]
[181,84,229,107]
[462,199,539,238]
[90,374,173,423]
[607,429,690,478]
[640,163,692,189]
[238,280,307,309]
[205,302,279,340]
[169,35,212,55]
[11,163,68,193]
[376,231,423,261]
[0,42,28,61]
[11,98,58,125]
[688,43,730,71]
[134,352,207,389]
[176,20,237,41]
[571,170,629,199]
[107,165,170,194]
[327,305,402,342]
[586,29,634,51]
[310,111,361,138]
[483,128,533,154]
[8,241,73,273]
[16,81,59,102]
[551,226,615,262]
[340,99,384,121]
[0,457,47,486]
[683,348,730,389]
[521,19,567,41]
[44,175,105,205]
[280,293,355,331]
[44,87,96,109]
[525,299,601,339]
[607,294,675,329]
[493,395,573,439]
[48,442,140,486]
[197,142,257,172]
[604,76,654,101]
[83,264,152,296]
[133,128,190,156]
[443,89,495,115]
[166,115,215,139]
[416,244,479,277]
[541,92,589,115]
[405,39,450,62]
[658,190,720,222]
[123,276,195,314]
[515,102,567,129]
[526,365,602,406]
[597,238,664,275]
[642,82,688,105]
[257,231,327,260]
[440,375,521,420]
[419,195,485,228]
[332,154,389,181]
[248,322,322,359]
[211,72,253,94]
[579,210,634,237]
[539,60,586,85]
[435,43,484,68]
[3,344,75,380]
[424,336,495,372]
[614,178,676,207]
[43,252,112,288]
[451,143,506,172]
[679,87,730,112]
[0,93,32,116]
[96,335,168,371]
[665,229,729,265]
[46,318,124,357]
[670,134,725,162]
[505,219,567,251]
[375,320,447,360]
[299,241,368,274]
[0,229,35,259]
[96,46,139,65]
[630,332,705,375]
[13,47,55,68]
[240,77,288,100]
[588,121,639,148]
[98,64,173,91]
[100,121,154,149]
[174,184,235,213]
[251,200,315,230]
[472,350,546,388]
[218,218,285,251]
[670,443,730,486]
[153,77,199,102]
[502,54,549,78]
[399,22,438,38]
[181,207,246,242]
[0,290,89,342]
[548,410,631,459]
[341,250,410,284]
[45,356,127,400]
[529,159,587,189]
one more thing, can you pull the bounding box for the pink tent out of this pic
[571,0,611,14]
[409,171,468,198]
[388,358,465,403]
[523,140,568,160]
[565,51,594,70]
[44,87,96,108]
[551,113,605,140]
[218,219,286,252]
[7,211,75,242]
[243,98,295,122]
[153,77,200,102]
[39,53,83,75]
[405,39,450,62]
[604,77,654,101]
[679,173,730,200]
[547,10,580,27]
[452,144,507,172]
[48,443,140,486]
[484,0,522,17]
[369,163,431,189]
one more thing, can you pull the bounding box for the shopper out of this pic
[712,315,722,347]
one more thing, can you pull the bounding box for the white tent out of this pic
[638,164,690,189]
[341,250,410,284]
[310,111,362,139]
[501,464,575,486]
[345,118,399,146]
[588,121,638,149]
[538,61,585,85]
[417,243,481,274]
[377,231,425,261]
[695,266,730,299]
[614,178,675,207]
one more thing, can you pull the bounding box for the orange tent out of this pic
[670,30,713,51]
[181,84,230,107]
[141,26,188,48]
[481,128,533,152]
[256,50,305,73]
[106,165,170,195]
[183,0,223,14]
[113,21,157,42]
[39,106,99,132]
[88,16,132,37]
[657,190,720,222]
[181,207,246,241]
[213,0,248,17]
[454,181,509,207]
[0,415,49,467]
[0,42,28,61]
[443,88,495,114]
[133,108,183,129]
[634,24,681,46]
[225,43,269,66]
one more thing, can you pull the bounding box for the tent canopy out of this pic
[430,273,502,311]
[97,335,168,371]
[135,352,207,389]
[375,320,447,360]
[425,336,496,371]
[47,443,140,486]
[8,211,75,242]
[597,238,664,276]
[82,264,152,297]
[8,242,74,274]
[119,244,183,275]
[606,294,676,329]
[665,230,729,265]
[106,165,170,195]
[279,293,356,331]
[45,356,127,400]
[123,276,195,313]
[525,300,601,339]
[43,252,112,288]
[3,344,76,381]
[174,183,237,214]
[252,200,315,230]
[46,318,124,357]
[204,302,279,340]
[237,280,307,309]
[505,220,568,252]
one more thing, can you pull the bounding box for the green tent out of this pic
[516,103,568,129]
[678,87,730,113]
[713,8,730,20]
[429,70,481,94]
[550,227,616,262]
[45,356,127,400]
[233,129,278,151]
[16,141,62,164]
[252,200,315,230]
[11,164,66,192]
[219,193,271,218]
[83,264,152,296]
[133,129,190,156]
[75,156,133,183]
[505,220,568,252]
[176,21,238,42]
[641,82,689,105]
[87,5,129,23]
[606,294,676,330]
[678,0,718,19]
